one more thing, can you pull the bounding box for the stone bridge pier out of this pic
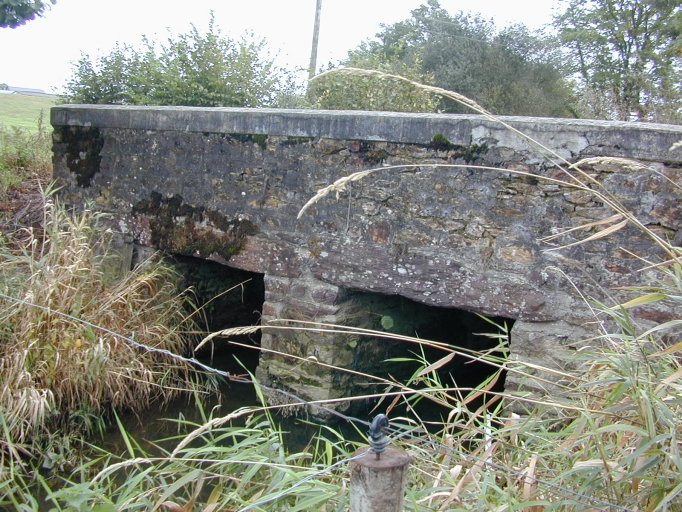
[257,273,357,416]
[256,270,521,420]
[50,105,682,417]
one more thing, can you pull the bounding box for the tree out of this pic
[555,0,682,122]
[310,0,577,117]
[1,0,55,28]
[307,42,437,112]
[63,15,295,108]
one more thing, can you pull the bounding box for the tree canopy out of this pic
[555,0,682,122]
[63,15,297,108]
[57,0,682,124]
[307,44,437,112]
[0,0,55,28]
[310,0,577,118]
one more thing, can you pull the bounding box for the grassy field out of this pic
[0,93,57,130]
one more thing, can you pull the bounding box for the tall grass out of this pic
[41,395,357,511]
[0,191,207,473]
[0,112,52,194]
[27,294,682,510]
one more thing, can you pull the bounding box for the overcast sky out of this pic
[0,0,560,94]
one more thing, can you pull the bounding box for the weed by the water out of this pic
[41,395,357,511]
[0,191,207,472]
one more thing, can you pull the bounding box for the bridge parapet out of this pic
[51,105,682,414]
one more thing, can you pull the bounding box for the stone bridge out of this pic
[51,105,682,416]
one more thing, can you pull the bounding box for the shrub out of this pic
[62,14,295,108]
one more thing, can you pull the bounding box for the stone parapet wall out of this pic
[51,105,682,412]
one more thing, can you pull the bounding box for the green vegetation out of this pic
[24,399,356,510]
[0,114,51,193]
[0,0,56,28]
[62,14,298,108]
[0,193,210,471]
[56,0,682,121]
[0,75,56,262]
[556,0,682,122]
[309,0,577,117]
[307,42,437,112]
[0,94,55,131]
[4,273,681,509]
[314,0,681,121]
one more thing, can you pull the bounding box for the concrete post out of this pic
[308,0,323,79]
[350,446,411,512]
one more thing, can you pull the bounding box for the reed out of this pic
[0,190,206,471]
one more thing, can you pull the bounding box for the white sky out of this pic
[0,0,560,94]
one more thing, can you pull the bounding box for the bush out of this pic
[307,47,437,112]
[62,14,295,108]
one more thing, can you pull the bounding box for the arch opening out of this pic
[169,255,264,372]
[336,289,514,417]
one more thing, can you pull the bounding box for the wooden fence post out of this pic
[350,415,411,512]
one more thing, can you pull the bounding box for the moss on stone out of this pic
[429,134,488,163]
[57,126,104,188]
[431,133,453,151]
[133,192,259,260]
[228,133,268,150]
[283,136,314,145]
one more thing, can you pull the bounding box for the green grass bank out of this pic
[0,93,56,130]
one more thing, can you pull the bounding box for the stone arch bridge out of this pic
[51,105,682,416]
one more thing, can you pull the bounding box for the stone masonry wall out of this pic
[51,105,682,415]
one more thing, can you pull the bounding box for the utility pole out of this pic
[308,0,323,79]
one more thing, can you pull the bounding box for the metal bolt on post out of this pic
[350,414,411,512]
